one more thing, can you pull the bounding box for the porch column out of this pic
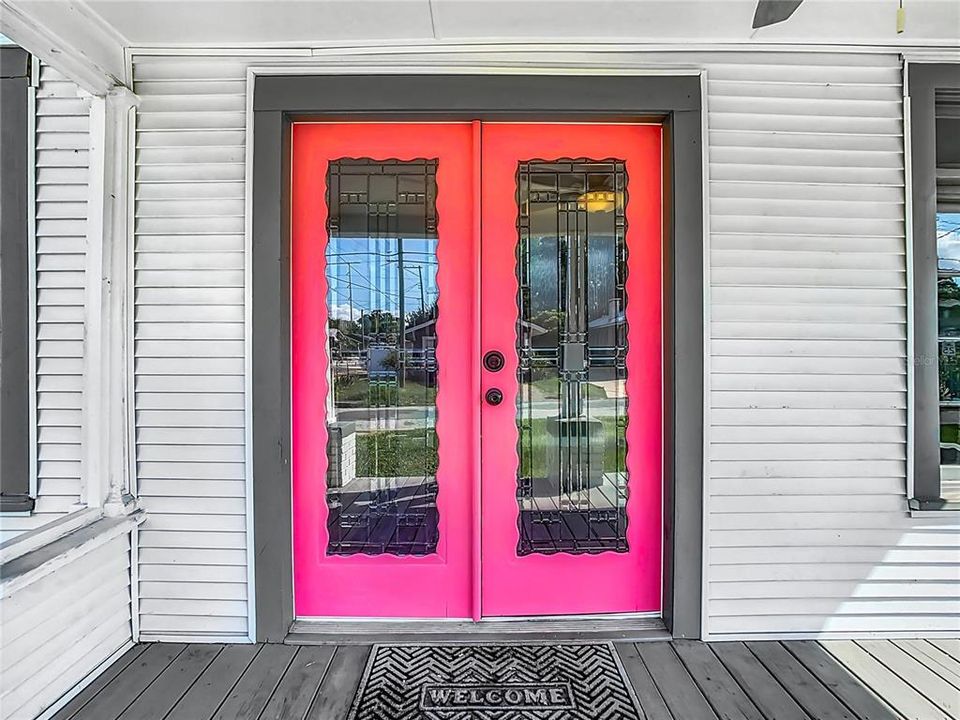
[84,85,140,517]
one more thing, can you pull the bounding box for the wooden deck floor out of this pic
[51,639,959,720]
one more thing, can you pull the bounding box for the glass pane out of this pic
[939,212,960,472]
[515,160,629,556]
[324,159,440,556]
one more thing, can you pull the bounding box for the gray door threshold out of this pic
[286,615,669,645]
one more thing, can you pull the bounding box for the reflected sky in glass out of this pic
[937,213,960,271]
[326,237,438,322]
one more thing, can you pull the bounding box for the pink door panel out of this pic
[292,123,475,617]
[479,124,663,617]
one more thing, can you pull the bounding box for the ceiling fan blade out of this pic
[752,0,804,28]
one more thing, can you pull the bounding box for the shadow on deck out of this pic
[50,638,959,720]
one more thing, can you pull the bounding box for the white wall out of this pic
[0,531,132,720]
[0,64,89,543]
[131,56,248,640]
[128,48,960,640]
[703,52,960,638]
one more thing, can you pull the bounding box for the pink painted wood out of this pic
[292,122,662,619]
[479,124,663,617]
[291,123,475,617]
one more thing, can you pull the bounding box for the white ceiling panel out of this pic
[11,0,960,49]
[431,0,959,44]
[82,0,437,44]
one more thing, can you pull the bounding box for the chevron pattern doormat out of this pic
[346,643,643,720]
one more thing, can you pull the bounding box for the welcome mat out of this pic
[346,643,643,719]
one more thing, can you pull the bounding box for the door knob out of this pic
[485,388,503,406]
[483,350,505,372]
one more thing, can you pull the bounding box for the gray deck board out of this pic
[165,644,262,720]
[747,641,858,720]
[62,643,187,720]
[895,640,960,688]
[672,640,764,720]
[615,642,673,720]
[52,645,150,720]
[305,645,370,720]
[823,640,950,720]
[783,641,898,720]
[259,645,335,720]
[211,644,298,720]
[711,641,810,720]
[857,640,959,719]
[931,640,960,659]
[49,638,959,720]
[116,644,223,720]
[636,641,718,719]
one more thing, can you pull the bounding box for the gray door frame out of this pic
[250,74,705,641]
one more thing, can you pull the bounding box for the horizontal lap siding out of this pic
[706,53,960,638]
[0,534,131,719]
[130,50,959,640]
[132,57,249,640]
[1,65,88,543]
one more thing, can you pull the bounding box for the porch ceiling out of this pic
[16,0,960,48]
[3,0,957,95]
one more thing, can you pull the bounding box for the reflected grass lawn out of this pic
[356,429,439,477]
[335,377,438,408]
[529,377,608,400]
[942,423,960,445]
[354,418,625,478]
[518,417,625,478]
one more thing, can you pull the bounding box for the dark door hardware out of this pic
[483,350,505,372]
[485,388,503,406]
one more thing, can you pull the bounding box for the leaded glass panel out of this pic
[324,159,440,556]
[515,159,630,556]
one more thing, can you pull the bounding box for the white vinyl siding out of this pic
[132,58,248,640]
[129,50,959,640]
[1,64,88,543]
[705,53,959,639]
[0,533,131,720]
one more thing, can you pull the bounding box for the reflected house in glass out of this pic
[401,311,439,379]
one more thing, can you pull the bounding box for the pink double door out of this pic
[292,122,662,619]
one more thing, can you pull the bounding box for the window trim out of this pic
[909,61,960,512]
[0,46,34,513]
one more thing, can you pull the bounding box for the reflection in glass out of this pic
[324,159,439,556]
[939,212,960,471]
[515,160,629,556]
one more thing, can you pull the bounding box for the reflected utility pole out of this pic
[397,238,405,387]
[347,263,354,324]
[415,264,425,311]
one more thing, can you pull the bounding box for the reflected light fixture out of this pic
[577,191,619,213]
